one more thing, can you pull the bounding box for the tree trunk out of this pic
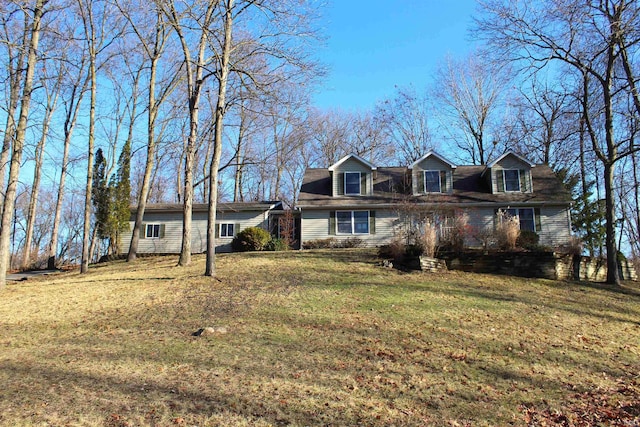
[206,0,234,277]
[128,56,159,262]
[0,0,46,288]
[603,162,620,284]
[22,100,54,270]
[81,49,97,274]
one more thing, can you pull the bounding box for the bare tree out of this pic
[0,0,48,288]
[22,55,63,270]
[476,0,640,284]
[375,85,433,164]
[432,52,509,165]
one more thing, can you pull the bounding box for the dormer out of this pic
[486,151,535,194]
[409,151,456,195]
[328,154,377,197]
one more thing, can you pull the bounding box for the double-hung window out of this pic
[344,172,361,195]
[336,211,369,234]
[220,223,234,238]
[504,208,536,232]
[145,224,161,239]
[424,170,442,193]
[503,170,521,192]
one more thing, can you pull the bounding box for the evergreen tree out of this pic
[110,139,131,254]
[92,148,110,241]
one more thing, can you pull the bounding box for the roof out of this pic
[131,201,283,213]
[488,150,536,168]
[328,153,377,171]
[409,151,457,169]
[297,165,571,209]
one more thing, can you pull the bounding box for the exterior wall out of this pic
[331,158,373,196]
[300,205,572,250]
[412,157,453,194]
[537,205,572,247]
[300,208,397,247]
[463,205,571,247]
[120,209,271,255]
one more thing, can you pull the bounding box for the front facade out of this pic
[119,201,283,254]
[296,152,573,249]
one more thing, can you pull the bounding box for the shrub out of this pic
[379,237,406,259]
[495,210,520,250]
[231,226,271,252]
[417,220,437,257]
[517,230,540,250]
[404,243,424,258]
[336,237,364,248]
[303,238,336,249]
[265,238,289,251]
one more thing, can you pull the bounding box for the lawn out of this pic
[0,249,638,426]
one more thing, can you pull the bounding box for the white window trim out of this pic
[336,210,370,235]
[219,223,235,238]
[424,170,442,193]
[503,169,521,192]
[344,171,361,195]
[145,223,161,239]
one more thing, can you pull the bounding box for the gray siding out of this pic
[301,208,396,247]
[120,209,271,255]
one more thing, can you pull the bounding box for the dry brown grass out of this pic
[0,250,638,426]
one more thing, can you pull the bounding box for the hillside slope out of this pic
[0,250,638,426]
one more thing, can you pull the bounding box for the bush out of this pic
[517,230,540,250]
[231,227,271,252]
[265,238,289,251]
[336,237,364,248]
[378,238,406,259]
[495,210,520,250]
[303,237,365,249]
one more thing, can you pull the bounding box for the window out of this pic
[504,208,536,232]
[336,211,369,234]
[344,172,361,195]
[424,170,442,193]
[503,170,521,192]
[145,224,161,238]
[220,223,234,238]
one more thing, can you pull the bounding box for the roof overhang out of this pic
[328,153,377,171]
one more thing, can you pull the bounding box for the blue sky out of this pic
[313,0,480,111]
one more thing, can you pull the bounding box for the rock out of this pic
[192,326,228,337]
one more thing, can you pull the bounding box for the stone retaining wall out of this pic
[436,251,637,282]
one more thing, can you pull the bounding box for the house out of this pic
[296,151,573,248]
[119,201,283,255]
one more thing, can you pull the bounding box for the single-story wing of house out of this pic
[296,151,573,249]
[119,201,283,255]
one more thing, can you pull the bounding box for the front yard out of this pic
[0,250,638,426]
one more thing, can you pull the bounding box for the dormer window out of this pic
[424,171,442,193]
[344,172,361,195]
[503,170,521,192]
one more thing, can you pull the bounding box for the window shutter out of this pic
[534,208,542,232]
[215,223,220,238]
[159,224,165,238]
[329,211,336,235]
[496,170,504,192]
[337,173,344,195]
[440,170,447,193]
[235,223,241,236]
[360,173,367,195]
[369,211,376,234]
[140,223,146,239]
[519,169,528,192]
[417,171,425,194]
